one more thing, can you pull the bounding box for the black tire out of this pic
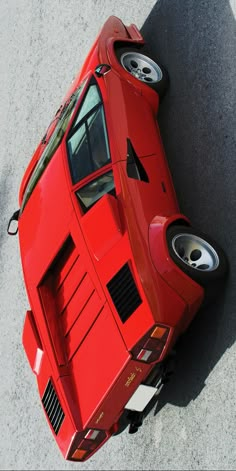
[166,225,228,287]
[112,410,130,436]
[116,46,169,99]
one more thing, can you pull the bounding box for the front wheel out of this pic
[166,225,228,287]
[117,47,169,98]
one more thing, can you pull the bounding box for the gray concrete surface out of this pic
[0,0,235,469]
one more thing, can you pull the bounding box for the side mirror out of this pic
[95,64,111,78]
[7,209,20,235]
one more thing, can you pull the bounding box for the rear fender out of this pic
[149,215,204,311]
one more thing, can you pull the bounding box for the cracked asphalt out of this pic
[0,1,235,470]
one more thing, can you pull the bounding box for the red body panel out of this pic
[16,16,205,461]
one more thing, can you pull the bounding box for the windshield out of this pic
[20,79,87,213]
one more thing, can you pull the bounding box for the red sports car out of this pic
[8,16,227,462]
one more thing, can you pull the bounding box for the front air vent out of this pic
[107,263,142,323]
[42,379,65,435]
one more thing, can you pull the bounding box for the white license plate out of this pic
[125,384,158,412]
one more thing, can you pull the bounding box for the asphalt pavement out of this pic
[0,1,235,470]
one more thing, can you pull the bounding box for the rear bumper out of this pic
[88,358,152,430]
[57,357,155,461]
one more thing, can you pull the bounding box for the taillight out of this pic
[71,429,107,461]
[132,324,170,363]
[137,349,152,361]
[72,448,87,460]
[84,429,101,440]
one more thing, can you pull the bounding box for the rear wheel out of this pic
[166,225,228,286]
[117,47,169,98]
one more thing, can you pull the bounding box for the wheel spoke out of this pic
[172,233,219,272]
[120,52,163,84]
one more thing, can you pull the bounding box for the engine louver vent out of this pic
[107,263,142,323]
[42,379,65,435]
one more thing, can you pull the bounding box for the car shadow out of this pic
[141,0,236,408]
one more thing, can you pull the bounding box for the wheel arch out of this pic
[114,43,169,99]
[166,224,228,287]
[148,214,204,310]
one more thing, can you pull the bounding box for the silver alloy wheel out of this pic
[120,52,163,84]
[171,233,220,271]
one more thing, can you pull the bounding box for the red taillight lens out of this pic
[72,448,87,460]
[133,324,170,363]
[71,429,107,461]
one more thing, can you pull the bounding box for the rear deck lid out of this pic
[37,235,130,426]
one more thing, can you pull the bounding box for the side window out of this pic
[67,83,111,185]
[72,84,101,126]
[75,171,115,213]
